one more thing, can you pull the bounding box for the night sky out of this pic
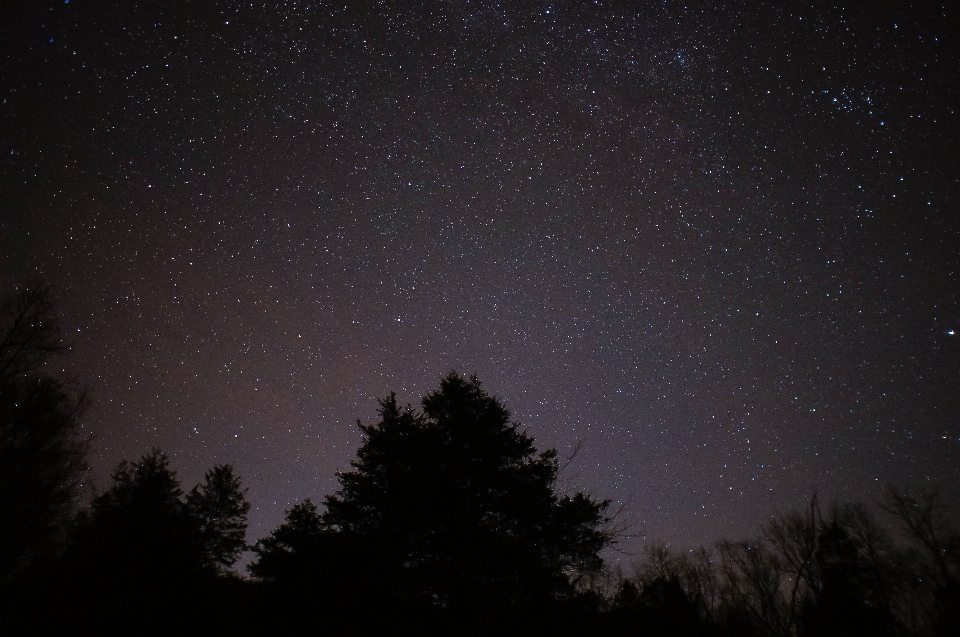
[2,1,958,560]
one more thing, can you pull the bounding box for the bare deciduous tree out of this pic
[0,282,68,382]
[0,282,89,581]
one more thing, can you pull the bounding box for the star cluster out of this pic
[2,1,958,556]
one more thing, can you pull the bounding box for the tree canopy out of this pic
[252,372,612,613]
[67,449,250,587]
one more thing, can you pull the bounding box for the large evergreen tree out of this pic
[186,464,251,573]
[252,372,612,613]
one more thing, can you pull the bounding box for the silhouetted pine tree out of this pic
[250,372,612,630]
[187,464,251,573]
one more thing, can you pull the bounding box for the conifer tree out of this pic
[186,464,251,572]
[252,373,612,612]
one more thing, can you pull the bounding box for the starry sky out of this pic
[2,1,958,558]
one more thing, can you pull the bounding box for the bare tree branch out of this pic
[0,282,67,382]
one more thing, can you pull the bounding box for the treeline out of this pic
[0,283,958,636]
[602,490,959,637]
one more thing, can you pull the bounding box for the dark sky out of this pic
[2,1,958,559]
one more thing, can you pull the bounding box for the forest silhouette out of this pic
[0,283,958,636]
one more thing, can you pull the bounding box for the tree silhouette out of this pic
[0,282,68,382]
[249,499,326,585]
[638,577,712,637]
[800,512,897,637]
[609,575,712,637]
[251,372,612,621]
[186,464,251,572]
[715,538,787,636]
[0,282,89,582]
[72,449,202,581]
[53,450,252,635]
[66,450,251,587]
[884,487,960,636]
